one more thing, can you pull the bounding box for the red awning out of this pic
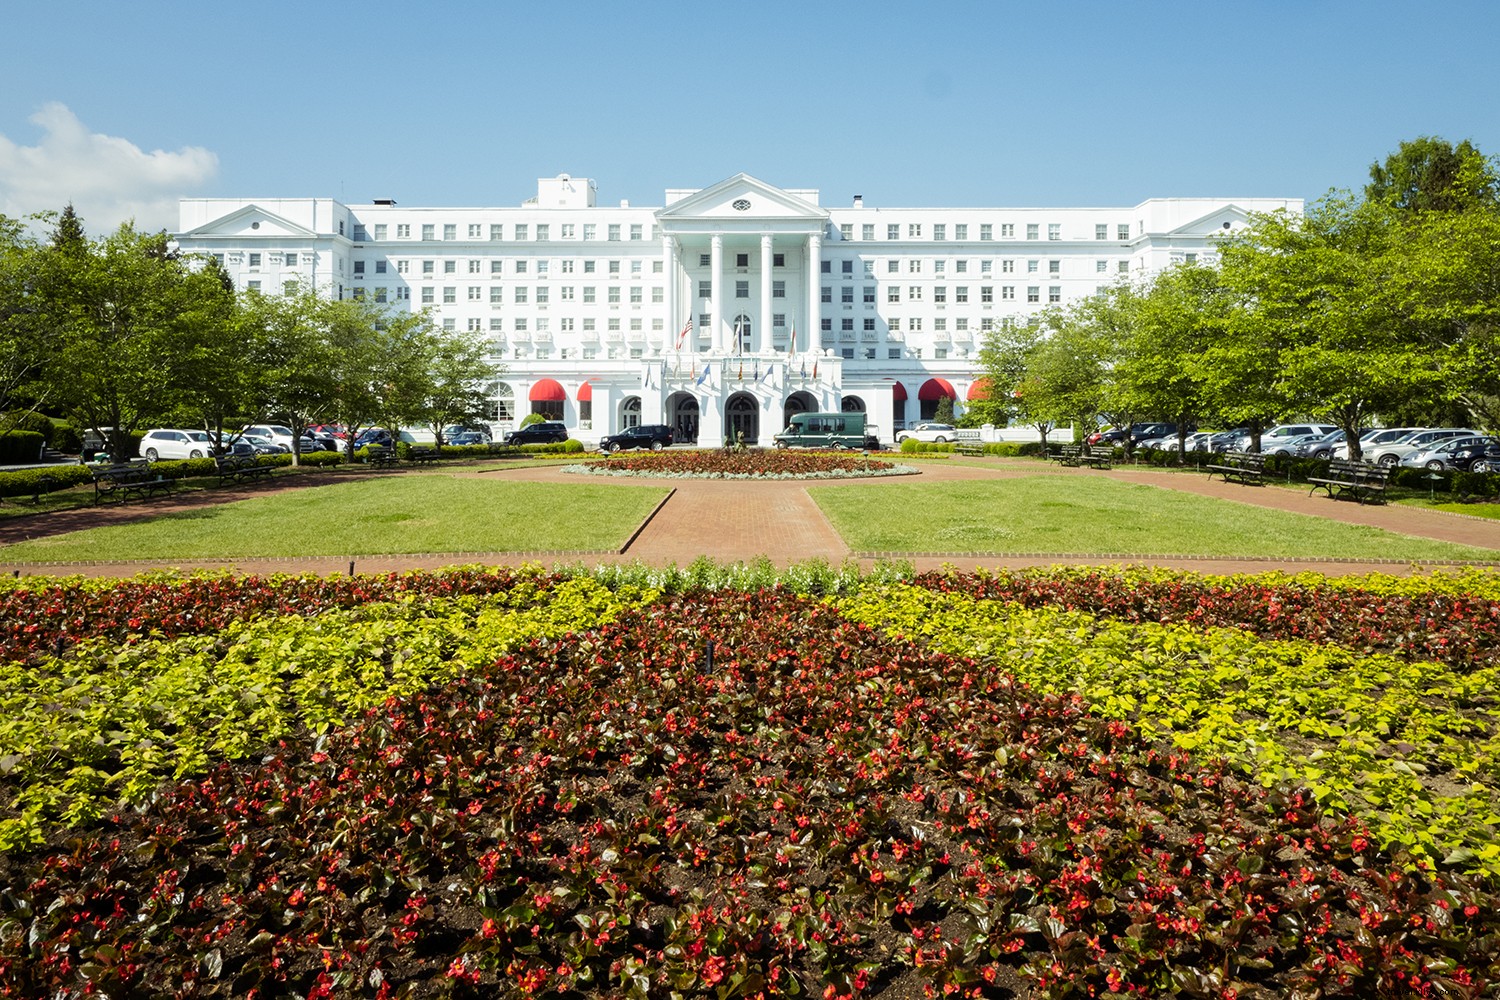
[529,378,566,402]
[966,378,992,401]
[918,377,957,401]
[576,380,592,402]
[891,382,908,401]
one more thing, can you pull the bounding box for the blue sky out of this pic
[2,0,1498,235]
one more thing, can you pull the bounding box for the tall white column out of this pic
[662,234,677,353]
[805,231,822,358]
[710,233,723,355]
[759,233,773,355]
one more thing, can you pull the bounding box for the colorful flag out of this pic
[753,358,760,382]
[800,360,807,378]
[737,361,744,381]
[695,363,710,387]
[675,318,692,351]
[789,321,796,355]
[812,361,819,380]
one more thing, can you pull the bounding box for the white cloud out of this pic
[0,102,218,235]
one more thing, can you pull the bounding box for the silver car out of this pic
[1367,428,1478,467]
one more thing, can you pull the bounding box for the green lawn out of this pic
[0,476,668,561]
[810,475,1500,560]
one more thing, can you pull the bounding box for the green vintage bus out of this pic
[772,412,881,450]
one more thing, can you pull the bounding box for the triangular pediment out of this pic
[657,174,828,225]
[1167,204,1251,238]
[182,204,318,239]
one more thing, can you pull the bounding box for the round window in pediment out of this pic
[732,199,751,211]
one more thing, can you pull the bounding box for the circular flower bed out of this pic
[564,449,918,480]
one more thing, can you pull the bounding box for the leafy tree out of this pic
[975,321,1056,443]
[49,203,87,253]
[0,215,47,435]
[235,283,340,463]
[932,394,956,425]
[1366,136,1499,214]
[416,327,499,446]
[1017,303,1113,443]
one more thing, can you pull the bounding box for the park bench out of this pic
[364,446,399,468]
[1308,459,1391,504]
[1078,445,1115,469]
[91,462,175,504]
[215,454,276,486]
[955,441,986,457]
[407,446,441,465]
[1053,444,1083,465]
[1205,451,1268,485]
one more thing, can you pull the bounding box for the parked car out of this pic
[1399,435,1500,472]
[1367,428,1479,467]
[240,433,288,455]
[599,424,674,453]
[354,427,394,449]
[1263,432,1327,457]
[1296,430,1351,459]
[1239,424,1339,453]
[447,431,488,447]
[1331,427,1425,461]
[895,423,957,444]
[242,424,298,450]
[504,421,569,446]
[140,428,217,461]
[302,428,338,451]
[442,424,490,444]
[1204,428,1249,452]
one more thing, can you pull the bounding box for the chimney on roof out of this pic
[373,198,397,206]
[852,195,863,208]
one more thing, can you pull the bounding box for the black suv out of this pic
[504,421,569,445]
[598,424,674,453]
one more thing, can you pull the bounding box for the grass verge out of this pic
[0,475,668,560]
[810,475,1500,559]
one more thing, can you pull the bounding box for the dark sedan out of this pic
[598,424,674,453]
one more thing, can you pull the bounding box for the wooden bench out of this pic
[91,462,175,504]
[955,440,986,457]
[364,446,399,468]
[407,446,441,465]
[1079,445,1115,469]
[215,454,276,486]
[1053,444,1084,465]
[1308,459,1391,504]
[1206,451,1268,485]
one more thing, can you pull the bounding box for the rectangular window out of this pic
[537,259,549,274]
[1002,286,1015,300]
[629,224,642,240]
[443,287,457,304]
[955,286,968,303]
[888,287,900,303]
[467,260,481,273]
[445,260,457,274]
[979,224,993,240]
[841,286,854,303]
[561,224,575,239]
[1026,224,1039,240]
[374,288,388,302]
[1095,224,1108,240]
[514,287,527,303]
[821,319,832,332]
[908,223,922,237]
[1119,260,1130,273]
[772,280,785,298]
[559,285,575,301]
[887,224,900,240]
[1097,260,1108,273]
[1049,260,1061,274]
[773,252,785,266]
[887,260,899,273]
[889,348,902,359]
[933,286,946,303]
[909,260,921,273]
[821,260,832,273]
[467,224,481,238]
[821,286,832,303]
[863,285,875,303]
[1027,260,1039,273]
[248,252,261,267]
[422,224,435,240]
[981,286,994,303]
[864,317,876,332]
[1118,224,1130,240]
[631,286,643,304]
[839,224,853,240]
[1027,286,1040,303]
[583,286,596,303]
[955,318,968,331]
[841,318,854,332]
[535,224,549,241]
[862,224,874,240]
[608,260,620,274]
[489,224,503,240]
[443,224,456,240]
[490,286,503,304]
[955,260,967,273]
[954,224,968,240]
[583,260,595,273]
[1001,223,1015,238]
[735,252,749,267]
[888,318,900,331]
[583,224,596,240]
[608,286,621,303]
[515,224,528,241]
[374,260,387,274]
[536,286,549,304]
[1049,286,1062,303]
[421,287,434,304]
[397,224,411,238]
[699,253,711,267]
[468,286,482,301]
[651,286,663,303]
[353,225,367,242]
[933,318,946,332]
[396,260,409,274]
[908,285,922,300]
[773,313,785,328]
[1048,224,1061,241]
[607,224,621,241]
[933,224,946,241]
[841,259,854,274]
[909,318,921,331]
[373,224,387,240]
[1001,260,1014,273]
[698,280,711,298]
[934,260,946,274]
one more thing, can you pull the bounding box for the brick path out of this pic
[1,457,1497,578]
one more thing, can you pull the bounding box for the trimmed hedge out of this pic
[0,431,44,464]
[0,464,94,499]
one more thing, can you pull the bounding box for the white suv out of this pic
[1239,424,1338,453]
[140,428,217,461]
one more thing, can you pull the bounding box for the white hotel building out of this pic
[177,174,1300,447]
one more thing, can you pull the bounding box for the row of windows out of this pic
[822,285,1068,304]
[821,257,1129,276]
[833,222,1134,242]
[352,258,666,276]
[355,222,657,243]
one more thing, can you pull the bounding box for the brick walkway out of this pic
[2,458,1497,579]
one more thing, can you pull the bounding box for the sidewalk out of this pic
[1,458,1496,579]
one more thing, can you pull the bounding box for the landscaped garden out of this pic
[2,562,1499,998]
[568,450,915,480]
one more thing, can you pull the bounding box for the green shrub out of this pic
[519,413,547,428]
[147,457,219,480]
[899,438,955,454]
[0,464,94,499]
[0,431,45,463]
[3,412,55,443]
[1452,469,1500,498]
[50,423,81,454]
[1392,466,1444,491]
[1017,441,1049,457]
[515,438,585,455]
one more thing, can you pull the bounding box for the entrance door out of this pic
[666,391,699,444]
[725,392,759,446]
